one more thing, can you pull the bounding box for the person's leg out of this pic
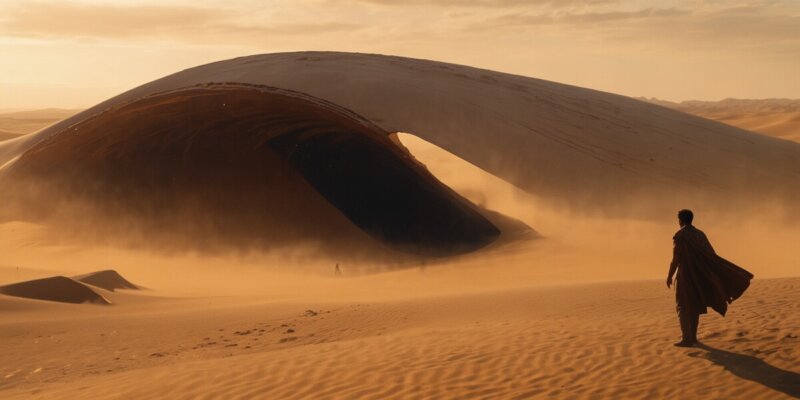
[675,303,694,346]
[689,313,700,343]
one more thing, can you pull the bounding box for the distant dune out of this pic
[73,270,139,292]
[641,98,800,142]
[0,130,22,142]
[0,108,80,138]
[0,276,110,305]
[0,108,81,120]
[1,52,798,258]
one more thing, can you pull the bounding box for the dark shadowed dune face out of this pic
[2,84,499,257]
[0,276,110,305]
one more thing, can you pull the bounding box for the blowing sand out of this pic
[1,53,798,399]
[0,122,797,399]
[1,180,797,400]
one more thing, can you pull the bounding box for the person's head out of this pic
[677,209,694,227]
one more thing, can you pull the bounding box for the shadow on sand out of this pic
[689,343,799,398]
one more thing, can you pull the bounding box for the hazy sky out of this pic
[1,0,798,109]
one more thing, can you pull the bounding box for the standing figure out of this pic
[667,209,753,347]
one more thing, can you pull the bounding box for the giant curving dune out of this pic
[0,52,798,256]
[0,83,502,257]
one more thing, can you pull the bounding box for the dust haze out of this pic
[1,56,798,399]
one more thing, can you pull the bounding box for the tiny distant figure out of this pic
[667,209,753,347]
[334,263,341,276]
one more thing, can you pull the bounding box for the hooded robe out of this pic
[672,225,753,317]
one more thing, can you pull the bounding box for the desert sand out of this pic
[644,98,800,143]
[0,109,79,142]
[1,264,797,399]
[1,53,798,399]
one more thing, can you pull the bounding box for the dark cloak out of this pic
[672,225,754,317]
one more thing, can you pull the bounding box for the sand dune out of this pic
[4,52,797,216]
[0,109,80,121]
[643,98,800,142]
[0,277,796,399]
[0,109,80,136]
[1,85,502,257]
[0,52,797,260]
[0,276,109,305]
[0,52,797,400]
[73,270,138,292]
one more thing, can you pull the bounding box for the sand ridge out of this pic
[0,276,110,305]
[0,270,142,305]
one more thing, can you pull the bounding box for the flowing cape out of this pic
[673,226,754,316]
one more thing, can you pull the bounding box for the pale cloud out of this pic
[0,2,361,43]
[4,1,795,54]
[334,0,617,6]
[470,7,689,28]
[463,3,800,57]
[0,0,797,107]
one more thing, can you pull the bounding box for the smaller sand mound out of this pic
[0,276,110,305]
[73,270,139,292]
